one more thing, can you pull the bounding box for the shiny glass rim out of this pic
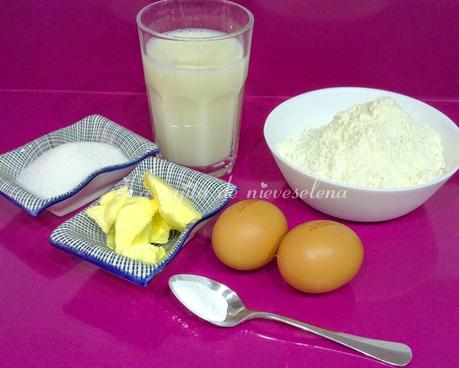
[136,0,254,41]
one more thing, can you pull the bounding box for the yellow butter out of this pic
[114,197,157,252]
[150,214,171,244]
[86,174,202,265]
[100,187,130,205]
[144,172,202,231]
[106,229,115,250]
[120,243,166,264]
[87,187,131,234]
[87,205,110,233]
[131,223,152,247]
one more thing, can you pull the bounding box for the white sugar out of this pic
[173,279,228,322]
[16,142,128,199]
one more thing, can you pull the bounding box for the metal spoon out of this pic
[169,274,412,366]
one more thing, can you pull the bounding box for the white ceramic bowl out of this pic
[264,87,459,222]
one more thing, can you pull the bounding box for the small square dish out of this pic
[0,115,159,216]
[49,157,237,286]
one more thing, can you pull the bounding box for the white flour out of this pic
[278,97,446,189]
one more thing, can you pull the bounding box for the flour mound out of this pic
[278,97,446,189]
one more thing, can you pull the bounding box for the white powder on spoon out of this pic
[16,142,128,199]
[172,279,228,322]
[278,97,446,189]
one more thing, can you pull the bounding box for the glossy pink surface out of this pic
[1,1,458,368]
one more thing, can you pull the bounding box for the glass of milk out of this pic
[137,0,253,177]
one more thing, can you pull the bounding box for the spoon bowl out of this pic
[169,274,412,366]
[169,274,249,327]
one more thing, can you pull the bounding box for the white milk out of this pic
[142,29,248,167]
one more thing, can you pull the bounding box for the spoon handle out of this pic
[249,311,412,366]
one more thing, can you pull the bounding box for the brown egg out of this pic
[277,220,363,294]
[212,199,288,271]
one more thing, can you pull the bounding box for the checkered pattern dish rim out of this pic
[0,115,159,216]
[49,157,238,286]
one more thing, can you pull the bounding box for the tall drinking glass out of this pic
[137,0,253,177]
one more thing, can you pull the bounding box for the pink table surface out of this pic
[1,1,459,368]
[1,92,458,368]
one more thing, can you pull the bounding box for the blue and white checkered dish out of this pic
[50,157,238,286]
[0,115,159,216]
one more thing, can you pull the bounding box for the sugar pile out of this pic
[172,279,228,322]
[278,97,446,189]
[16,142,128,199]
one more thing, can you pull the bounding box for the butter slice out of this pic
[106,229,115,250]
[120,244,166,264]
[143,172,202,231]
[150,214,171,244]
[114,197,157,252]
[100,187,130,205]
[87,187,131,234]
